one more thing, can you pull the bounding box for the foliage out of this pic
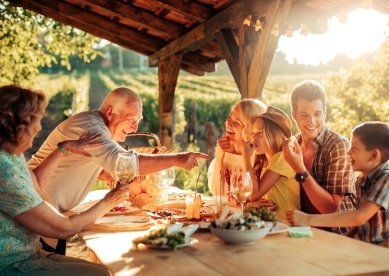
[173,143,210,195]
[0,1,101,85]
[327,37,389,138]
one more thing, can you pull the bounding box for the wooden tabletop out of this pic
[78,224,389,276]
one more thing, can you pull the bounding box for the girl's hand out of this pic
[61,132,105,157]
[243,141,254,158]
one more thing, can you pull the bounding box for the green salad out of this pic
[132,226,187,250]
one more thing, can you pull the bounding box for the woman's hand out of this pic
[103,182,130,207]
[217,133,233,153]
[61,132,105,157]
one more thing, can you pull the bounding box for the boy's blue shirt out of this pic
[355,161,389,246]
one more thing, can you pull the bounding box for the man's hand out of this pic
[286,210,310,226]
[282,139,306,172]
[177,152,210,170]
[217,133,233,153]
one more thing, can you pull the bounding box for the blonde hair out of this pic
[250,117,289,180]
[0,85,47,149]
[231,98,267,141]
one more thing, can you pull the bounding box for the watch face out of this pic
[295,173,307,183]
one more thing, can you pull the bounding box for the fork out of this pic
[270,222,278,232]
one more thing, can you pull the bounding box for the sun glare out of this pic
[278,9,389,66]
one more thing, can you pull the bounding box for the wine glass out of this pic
[230,171,253,212]
[156,167,175,204]
[114,150,139,186]
[157,167,175,188]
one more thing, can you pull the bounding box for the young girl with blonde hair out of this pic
[243,106,300,220]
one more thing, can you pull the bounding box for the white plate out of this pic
[267,222,290,235]
[95,216,151,227]
[105,206,141,216]
[145,238,198,249]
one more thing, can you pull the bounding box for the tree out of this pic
[0,1,102,85]
[326,36,389,138]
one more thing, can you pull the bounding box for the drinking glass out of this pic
[230,171,253,212]
[156,167,175,204]
[114,150,139,186]
[157,167,175,188]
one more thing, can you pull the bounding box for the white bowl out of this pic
[210,223,272,245]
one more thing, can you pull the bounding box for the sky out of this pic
[277,8,389,65]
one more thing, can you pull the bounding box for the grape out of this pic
[244,206,277,222]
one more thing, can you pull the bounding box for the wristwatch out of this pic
[295,170,310,183]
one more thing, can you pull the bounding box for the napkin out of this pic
[288,226,313,238]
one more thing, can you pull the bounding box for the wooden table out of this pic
[78,224,389,276]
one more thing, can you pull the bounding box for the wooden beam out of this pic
[182,53,216,73]
[11,0,164,54]
[215,29,240,91]
[247,0,292,98]
[72,0,185,39]
[145,0,215,23]
[180,64,205,76]
[158,53,183,149]
[148,0,272,67]
[198,40,224,58]
[149,0,247,66]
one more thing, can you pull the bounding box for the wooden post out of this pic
[188,102,196,145]
[216,0,292,99]
[158,53,183,150]
[205,122,215,167]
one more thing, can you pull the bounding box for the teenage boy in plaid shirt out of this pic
[282,80,356,234]
[286,122,389,247]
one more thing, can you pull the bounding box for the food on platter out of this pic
[133,224,198,250]
[146,208,187,218]
[210,212,267,231]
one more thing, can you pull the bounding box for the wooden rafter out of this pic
[9,0,213,73]
[70,0,185,40]
[143,0,214,23]
[10,0,164,53]
[148,0,272,67]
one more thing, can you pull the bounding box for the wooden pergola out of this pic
[9,0,389,149]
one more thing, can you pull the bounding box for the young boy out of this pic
[286,121,389,247]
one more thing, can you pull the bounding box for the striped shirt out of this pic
[355,161,389,246]
[297,124,357,234]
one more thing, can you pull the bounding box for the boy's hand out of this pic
[286,210,310,226]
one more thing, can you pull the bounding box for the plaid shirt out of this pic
[297,124,356,234]
[355,161,389,246]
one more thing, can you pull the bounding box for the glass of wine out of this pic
[230,171,253,212]
[157,167,175,187]
[156,167,175,204]
[114,150,139,186]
